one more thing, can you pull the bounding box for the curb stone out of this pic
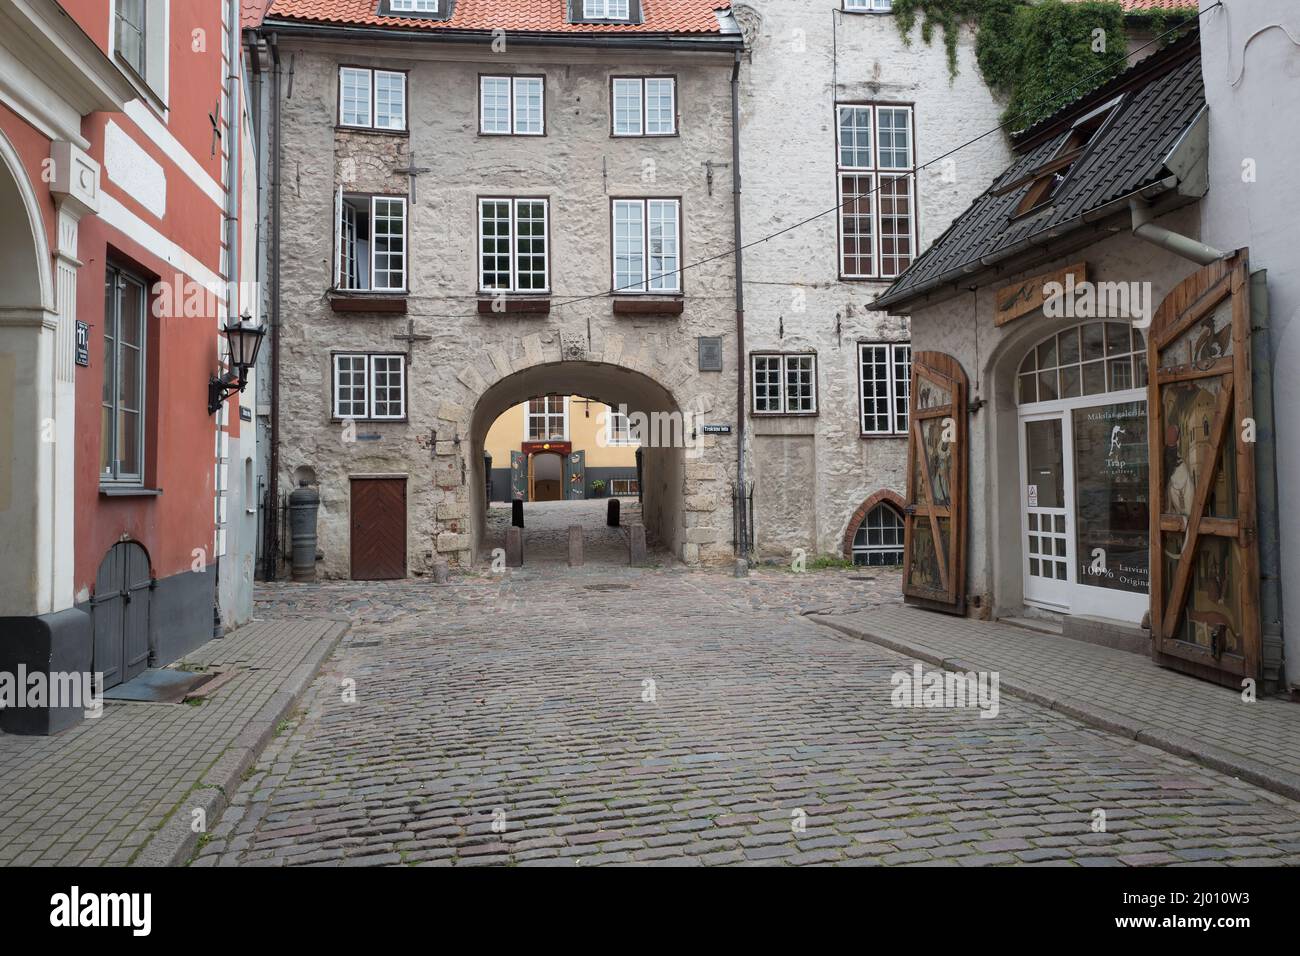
[130,619,349,867]
[810,614,1300,805]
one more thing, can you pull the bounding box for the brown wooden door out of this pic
[1148,250,1259,683]
[350,477,407,580]
[902,351,968,614]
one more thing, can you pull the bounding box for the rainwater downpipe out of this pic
[730,51,749,559]
[1128,197,1227,265]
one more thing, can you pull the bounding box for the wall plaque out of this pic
[698,336,722,371]
[995,261,1087,327]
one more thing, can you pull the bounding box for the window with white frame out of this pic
[101,264,148,485]
[853,504,905,566]
[859,342,911,435]
[612,199,680,293]
[845,0,893,12]
[114,0,167,100]
[612,77,677,136]
[583,0,631,19]
[837,104,916,279]
[751,353,817,415]
[611,477,639,496]
[339,67,407,131]
[479,198,550,293]
[480,76,545,135]
[333,354,406,420]
[115,0,146,76]
[526,395,568,441]
[604,407,639,446]
[389,0,439,11]
[336,194,407,292]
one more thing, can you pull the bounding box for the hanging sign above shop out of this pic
[995,261,1087,327]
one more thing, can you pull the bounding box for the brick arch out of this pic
[842,489,905,560]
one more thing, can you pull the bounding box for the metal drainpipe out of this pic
[1129,198,1227,265]
[268,33,283,580]
[730,51,749,559]
[1250,270,1286,691]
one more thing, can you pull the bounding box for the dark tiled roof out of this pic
[873,35,1206,310]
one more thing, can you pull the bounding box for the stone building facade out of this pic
[260,1,745,576]
[732,1,1011,561]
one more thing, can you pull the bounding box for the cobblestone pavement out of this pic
[199,567,1300,866]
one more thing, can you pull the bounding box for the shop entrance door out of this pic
[1020,414,1073,610]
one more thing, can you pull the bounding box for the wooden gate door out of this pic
[1148,250,1259,683]
[566,450,586,500]
[91,542,152,690]
[902,352,968,614]
[350,477,407,580]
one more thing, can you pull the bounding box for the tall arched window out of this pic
[852,504,905,566]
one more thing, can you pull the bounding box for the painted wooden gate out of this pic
[1148,249,1259,683]
[91,541,152,691]
[902,351,968,614]
[566,450,586,500]
[350,477,407,580]
[510,451,528,500]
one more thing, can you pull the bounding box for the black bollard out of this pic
[512,499,524,528]
[607,497,620,527]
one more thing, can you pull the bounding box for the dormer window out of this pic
[389,0,438,11]
[584,0,630,19]
[1006,96,1122,218]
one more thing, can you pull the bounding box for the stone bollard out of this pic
[505,526,523,567]
[733,558,749,578]
[568,525,584,567]
[511,499,524,528]
[607,497,620,527]
[628,523,647,567]
[432,559,450,584]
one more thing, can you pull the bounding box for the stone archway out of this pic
[466,360,706,564]
[0,130,58,617]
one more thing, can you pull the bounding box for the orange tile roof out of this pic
[264,0,732,34]
[1067,0,1198,11]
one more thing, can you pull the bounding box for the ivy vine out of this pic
[890,0,1196,131]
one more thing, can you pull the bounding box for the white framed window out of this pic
[611,478,639,496]
[480,76,545,135]
[845,0,893,12]
[389,0,439,11]
[339,67,407,131]
[751,353,817,415]
[101,264,148,485]
[837,104,915,279]
[612,198,680,293]
[612,77,677,136]
[604,407,639,446]
[478,198,550,293]
[333,354,406,420]
[584,0,631,19]
[526,395,568,441]
[859,342,911,435]
[113,0,168,102]
[853,505,905,566]
[336,193,408,292]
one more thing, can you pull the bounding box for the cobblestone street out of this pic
[193,564,1300,867]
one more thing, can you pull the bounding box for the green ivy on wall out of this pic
[890,0,1196,131]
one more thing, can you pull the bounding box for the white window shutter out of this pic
[333,187,344,288]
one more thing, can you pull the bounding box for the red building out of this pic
[0,0,260,733]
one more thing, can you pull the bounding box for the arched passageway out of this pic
[468,361,690,562]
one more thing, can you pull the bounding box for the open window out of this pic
[335,192,408,293]
[1008,96,1122,217]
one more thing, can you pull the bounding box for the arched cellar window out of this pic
[852,504,905,566]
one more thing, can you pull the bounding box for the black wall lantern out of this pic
[208,317,266,415]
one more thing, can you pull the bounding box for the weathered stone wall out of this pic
[274,39,741,577]
[734,1,1013,561]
